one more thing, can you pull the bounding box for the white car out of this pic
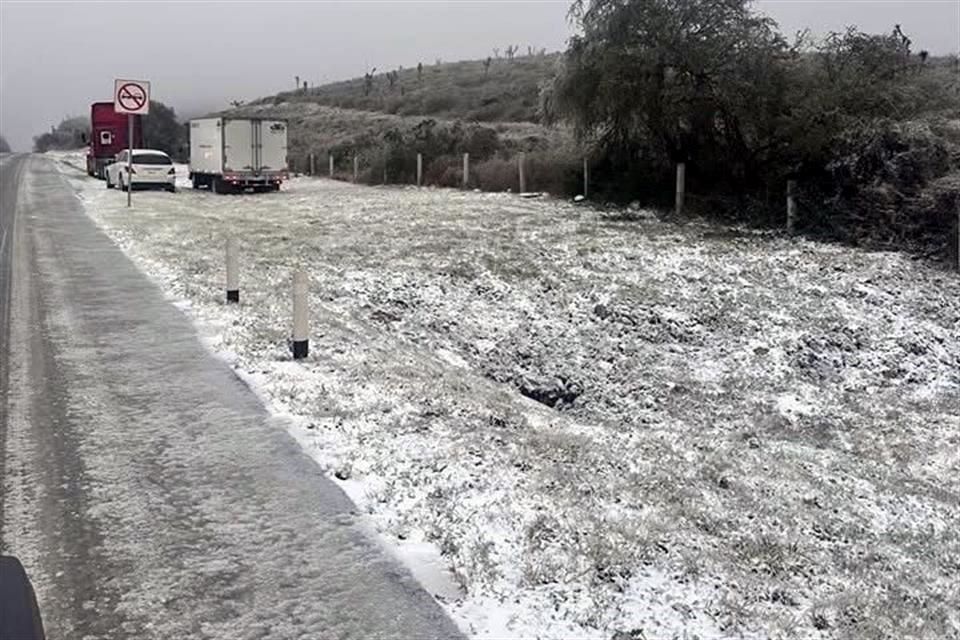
[106,149,177,192]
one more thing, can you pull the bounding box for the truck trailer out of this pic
[86,102,142,179]
[189,118,288,193]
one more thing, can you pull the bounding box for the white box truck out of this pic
[189,118,288,193]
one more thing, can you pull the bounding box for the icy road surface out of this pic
[0,154,464,639]
[56,152,960,640]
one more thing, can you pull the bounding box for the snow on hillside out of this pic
[55,152,960,640]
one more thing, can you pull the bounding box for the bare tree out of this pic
[493,47,500,58]
[295,75,300,90]
[387,70,399,90]
[483,57,492,74]
[505,45,518,61]
[417,62,423,80]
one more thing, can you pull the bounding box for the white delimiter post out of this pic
[225,236,239,303]
[328,154,334,178]
[518,153,527,194]
[309,153,315,176]
[353,155,359,183]
[463,152,470,188]
[292,270,309,359]
[787,179,797,235]
[675,162,686,215]
[417,153,423,187]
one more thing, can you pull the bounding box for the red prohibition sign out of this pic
[118,83,147,110]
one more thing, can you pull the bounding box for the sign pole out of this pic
[127,114,133,208]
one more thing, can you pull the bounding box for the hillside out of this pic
[254,53,560,123]
[224,54,577,191]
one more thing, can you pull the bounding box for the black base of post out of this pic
[292,340,309,360]
[226,289,239,303]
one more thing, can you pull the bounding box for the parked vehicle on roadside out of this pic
[106,149,177,192]
[86,102,142,180]
[189,118,288,193]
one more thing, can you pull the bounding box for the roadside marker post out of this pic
[675,162,686,215]
[113,79,150,208]
[518,153,526,194]
[329,154,334,179]
[417,153,423,187]
[463,152,469,189]
[353,155,359,183]
[787,179,797,235]
[292,270,309,359]
[225,236,239,303]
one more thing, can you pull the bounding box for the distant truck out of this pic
[86,101,142,179]
[189,118,288,193]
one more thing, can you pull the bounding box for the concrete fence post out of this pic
[225,236,239,303]
[463,152,470,189]
[329,154,334,178]
[292,270,309,359]
[583,157,589,199]
[353,155,359,183]
[518,153,527,194]
[417,153,423,187]
[787,179,797,235]
[675,162,686,215]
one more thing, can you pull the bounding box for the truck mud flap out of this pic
[0,555,46,640]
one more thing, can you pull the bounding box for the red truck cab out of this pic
[86,102,143,179]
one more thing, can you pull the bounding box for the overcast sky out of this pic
[1,0,957,151]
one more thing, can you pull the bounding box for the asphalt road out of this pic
[0,154,464,639]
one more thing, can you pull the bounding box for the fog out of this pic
[1,0,956,151]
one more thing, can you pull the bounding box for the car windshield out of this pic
[133,153,171,165]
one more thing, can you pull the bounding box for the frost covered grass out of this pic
[55,152,960,640]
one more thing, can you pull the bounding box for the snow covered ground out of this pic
[53,151,959,639]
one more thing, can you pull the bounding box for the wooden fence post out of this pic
[787,179,797,235]
[292,270,309,359]
[463,152,470,189]
[518,153,527,194]
[675,162,686,215]
[583,157,589,199]
[225,236,239,303]
[417,153,423,187]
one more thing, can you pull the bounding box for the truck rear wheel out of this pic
[0,556,46,640]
